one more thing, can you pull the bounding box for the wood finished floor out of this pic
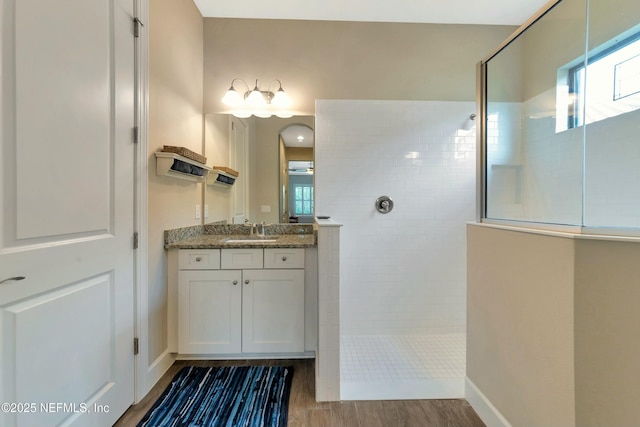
[113,359,485,427]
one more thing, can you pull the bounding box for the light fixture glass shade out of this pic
[254,110,272,118]
[246,88,266,107]
[271,89,291,108]
[275,111,294,119]
[222,88,243,107]
[223,78,292,118]
[231,110,252,118]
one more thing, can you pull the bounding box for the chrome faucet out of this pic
[244,219,267,237]
[256,221,266,238]
[244,219,257,236]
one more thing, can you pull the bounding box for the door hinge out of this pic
[134,338,139,355]
[133,232,139,250]
[134,17,144,38]
[133,126,139,144]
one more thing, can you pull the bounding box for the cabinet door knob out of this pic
[282,256,287,261]
[232,280,238,285]
[244,279,250,284]
[195,257,202,262]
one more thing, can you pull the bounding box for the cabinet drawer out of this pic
[264,248,305,269]
[178,249,220,270]
[221,248,264,269]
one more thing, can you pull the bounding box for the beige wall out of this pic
[521,0,587,100]
[148,0,203,363]
[498,0,640,103]
[588,0,640,52]
[468,224,640,426]
[488,0,587,102]
[286,147,313,162]
[574,239,640,427]
[203,19,516,115]
[467,224,575,427]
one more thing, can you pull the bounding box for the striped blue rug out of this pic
[137,365,294,427]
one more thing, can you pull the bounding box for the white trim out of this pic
[176,352,315,360]
[479,218,583,234]
[314,218,343,227]
[470,221,640,243]
[140,350,175,398]
[132,0,166,404]
[465,378,513,427]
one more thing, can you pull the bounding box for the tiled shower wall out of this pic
[315,100,476,336]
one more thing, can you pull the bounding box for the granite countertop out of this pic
[164,223,316,249]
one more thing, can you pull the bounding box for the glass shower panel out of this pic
[485,0,587,225]
[584,0,640,228]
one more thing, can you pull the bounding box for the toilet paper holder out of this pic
[375,196,394,214]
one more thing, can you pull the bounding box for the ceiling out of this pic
[193,0,550,26]
[280,125,314,148]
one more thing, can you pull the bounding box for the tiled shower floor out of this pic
[340,334,466,400]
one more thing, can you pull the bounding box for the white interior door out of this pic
[230,117,249,224]
[0,0,136,426]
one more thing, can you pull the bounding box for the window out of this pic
[294,184,313,215]
[566,31,640,129]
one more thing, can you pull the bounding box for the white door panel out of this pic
[0,0,136,425]
[230,118,248,224]
[4,275,113,426]
[14,0,112,240]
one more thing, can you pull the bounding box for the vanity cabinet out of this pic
[176,248,305,355]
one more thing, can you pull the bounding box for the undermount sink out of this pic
[224,238,278,244]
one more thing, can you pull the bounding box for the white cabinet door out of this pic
[242,269,305,353]
[0,0,135,426]
[178,270,242,354]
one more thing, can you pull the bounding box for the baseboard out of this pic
[465,377,512,427]
[175,351,315,360]
[137,349,175,403]
[341,378,464,401]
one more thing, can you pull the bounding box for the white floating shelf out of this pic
[155,152,212,182]
[207,168,238,187]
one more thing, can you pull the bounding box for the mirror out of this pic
[278,125,314,224]
[204,114,314,224]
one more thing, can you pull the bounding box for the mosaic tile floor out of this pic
[340,334,466,400]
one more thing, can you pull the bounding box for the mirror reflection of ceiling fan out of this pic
[288,161,314,174]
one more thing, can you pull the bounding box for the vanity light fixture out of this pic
[222,78,293,118]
